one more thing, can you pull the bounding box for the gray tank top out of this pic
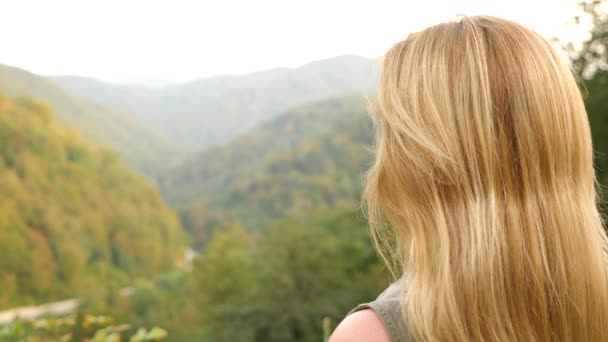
[348,281,412,342]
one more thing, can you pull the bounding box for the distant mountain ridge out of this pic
[0,64,185,176]
[52,55,379,147]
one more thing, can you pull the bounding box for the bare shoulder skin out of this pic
[329,309,390,342]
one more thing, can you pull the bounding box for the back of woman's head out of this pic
[364,15,608,341]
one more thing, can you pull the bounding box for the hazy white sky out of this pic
[0,0,585,83]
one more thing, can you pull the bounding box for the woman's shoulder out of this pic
[329,309,391,342]
[331,281,410,342]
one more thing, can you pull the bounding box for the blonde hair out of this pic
[364,15,608,341]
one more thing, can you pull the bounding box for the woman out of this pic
[331,16,608,342]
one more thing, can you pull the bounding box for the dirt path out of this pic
[0,299,80,325]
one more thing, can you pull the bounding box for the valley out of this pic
[0,55,385,341]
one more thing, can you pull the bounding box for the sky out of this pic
[0,0,586,84]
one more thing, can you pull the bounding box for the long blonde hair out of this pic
[364,15,608,341]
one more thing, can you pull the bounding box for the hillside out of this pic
[52,55,379,147]
[0,64,185,176]
[0,93,185,308]
[158,95,374,245]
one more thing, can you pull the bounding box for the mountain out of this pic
[52,55,379,147]
[0,64,185,176]
[0,92,185,308]
[158,95,374,245]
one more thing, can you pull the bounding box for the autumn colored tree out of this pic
[0,93,186,307]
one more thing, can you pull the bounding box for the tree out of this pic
[570,1,608,207]
[193,224,259,341]
[569,1,608,77]
[189,211,388,342]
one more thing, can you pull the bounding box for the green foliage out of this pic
[193,224,259,341]
[52,56,378,147]
[129,327,168,342]
[111,272,206,341]
[0,94,185,307]
[586,70,608,191]
[0,313,167,342]
[188,211,388,342]
[0,65,186,176]
[111,211,386,342]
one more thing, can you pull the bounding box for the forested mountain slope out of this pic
[0,93,185,308]
[52,55,379,147]
[158,95,374,245]
[0,64,184,176]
